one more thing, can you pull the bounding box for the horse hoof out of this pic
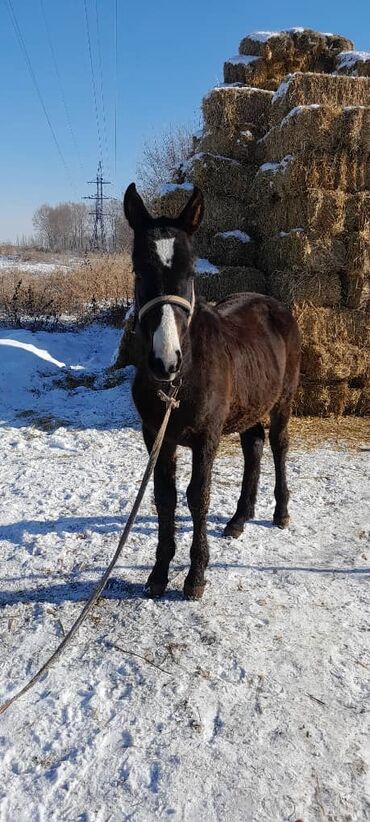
[183,581,206,600]
[144,580,167,598]
[273,515,290,529]
[223,522,244,539]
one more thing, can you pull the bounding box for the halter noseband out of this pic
[138,283,195,325]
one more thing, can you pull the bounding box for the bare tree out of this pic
[33,202,91,252]
[136,124,194,203]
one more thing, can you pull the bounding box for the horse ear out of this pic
[124,183,151,230]
[176,186,204,235]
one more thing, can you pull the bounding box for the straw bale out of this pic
[223,55,282,90]
[341,230,370,309]
[250,189,349,239]
[202,86,273,135]
[179,152,257,199]
[208,231,256,267]
[196,127,258,163]
[270,72,370,127]
[251,153,370,199]
[259,105,370,162]
[239,30,353,66]
[259,230,346,276]
[151,183,194,219]
[268,269,341,307]
[201,193,250,235]
[335,50,370,78]
[344,192,370,232]
[293,380,367,417]
[195,266,265,302]
[292,303,370,382]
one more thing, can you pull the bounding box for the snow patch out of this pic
[159,182,193,195]
[336,50,370,70]
[225,55,260,66]
[216,230,252,243]
[271,74,293,102]
[245,31,280,43]
[194,258,219,275]
[260,155,294,173]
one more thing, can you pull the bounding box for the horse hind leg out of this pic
[224,423,265,539]
[269,401,292,529]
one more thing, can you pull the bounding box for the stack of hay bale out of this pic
[120,28,369,416]
[249,68,369,415]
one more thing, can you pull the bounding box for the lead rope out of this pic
[0,385,180,716]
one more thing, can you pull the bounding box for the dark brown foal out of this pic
[124,183,301,600]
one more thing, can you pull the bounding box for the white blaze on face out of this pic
[155,237,175,268]
[152,305,180,378]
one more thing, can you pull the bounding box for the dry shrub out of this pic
[259,105,370,162]
[259,230,346,275]
[250,189,349,239]
[180,152,257,199]
[292,302,370,382]
[202,86,273,135]
[251,153,370,198]
[270,72,370,127]
[196,126,258,163]
[268,269,341,307]
[239,30,353,62]
[195,266,265,302]
[208,231,256,267]
[0,252,134,327]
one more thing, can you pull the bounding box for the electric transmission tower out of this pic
[83,161,111,250]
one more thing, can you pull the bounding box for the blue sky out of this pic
[0,0,369,240]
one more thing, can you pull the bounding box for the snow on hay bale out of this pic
[270,72,370,127]
[259,230,346,276]
[239,30,353,62]
[335,50,370,77]
[202,85,273,135]
[208,230,256,267]
[195,266,266,303]
[225,30,356,91]
[258,105,370,162]
[250,190,370,239]
[251,153,370,198]
[178,153,257,199]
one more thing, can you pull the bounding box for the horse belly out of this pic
[222,352,285,434]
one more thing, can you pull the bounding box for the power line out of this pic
[95,0,110,177]
[82,0,103,166]
[4,0,77,197]
[39,0,86,179]
[114,0,118,195]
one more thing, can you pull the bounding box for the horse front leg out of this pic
[184,433,220,600]
[142,426,177,598]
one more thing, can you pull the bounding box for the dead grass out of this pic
[0,252,134,327]
[270,72,370,127]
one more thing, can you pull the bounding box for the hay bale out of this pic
[239,29,353,65]
[153,182,251,236]
[335,50,370,77]
[293,380,366,417]
[250,189,349,239]
[292,303,370,382]
[202,85,273,135]
[341,230,370,309]
[258,105,370,162]
[208,230,256,267]
[259,230,346,275]
[268,269,341,307]
[223,55,281,90]
[251,153,370,198]
[179,152,257,199]
[270,72,370,127]
[197,126,258,162]
[151,182,194,218]
[195,266,265,302]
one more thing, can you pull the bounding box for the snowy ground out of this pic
[0,254,78,275]
[0,324,369,821]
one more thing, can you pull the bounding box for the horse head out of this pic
[124,183,204,383]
